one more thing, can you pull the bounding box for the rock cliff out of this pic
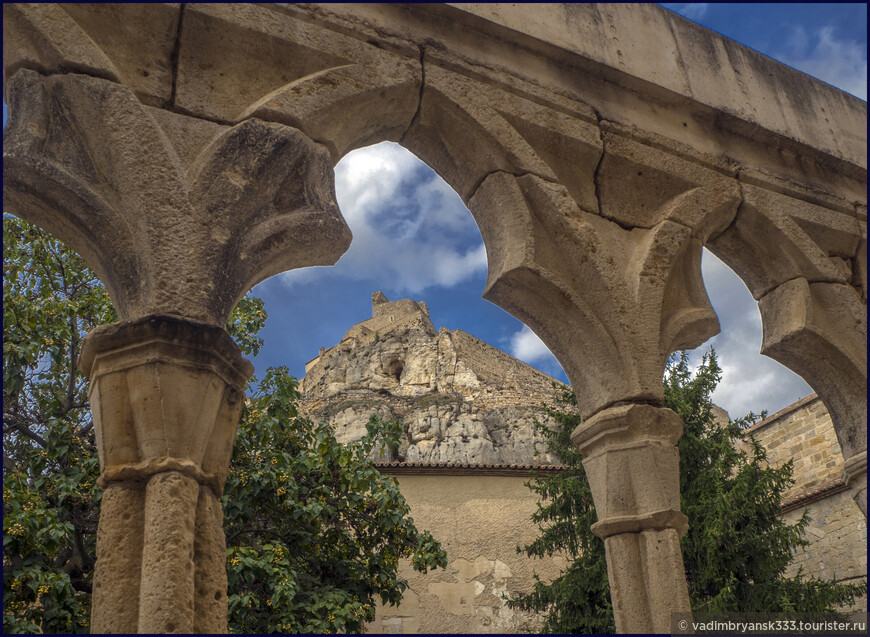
[299,292,566,466]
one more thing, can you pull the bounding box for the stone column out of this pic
[454,117,742,633]
[80,315,253,633]
[572,404,691,634]
[4,59,352,632]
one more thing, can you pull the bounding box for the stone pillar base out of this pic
[572,403,692,634]
[80,315,253,634]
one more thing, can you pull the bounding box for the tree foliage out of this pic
[225,369,446,634]
[509,350,865,633]
[2,215,445,633]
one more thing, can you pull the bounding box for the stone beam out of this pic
[294,3,866,203]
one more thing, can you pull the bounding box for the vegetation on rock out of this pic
[509,351,866,633]
[2,216,445,634]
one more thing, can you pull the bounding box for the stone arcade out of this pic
[3,4,866,634]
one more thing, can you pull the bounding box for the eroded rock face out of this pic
[300,293,564,466]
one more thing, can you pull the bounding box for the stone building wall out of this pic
[744,396,867,610]
[748,395,848,495]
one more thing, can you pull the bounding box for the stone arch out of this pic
[268,50,742,422]
[706,177,866,507]
[4,3,866,634]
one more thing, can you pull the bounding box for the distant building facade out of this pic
[741,396,867,611]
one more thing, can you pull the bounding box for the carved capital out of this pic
[471,160,732,417]
[4,69,351,323]
[80,315,253,494]
[571,403,688,539]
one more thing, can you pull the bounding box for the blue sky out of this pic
[3,4,866,420]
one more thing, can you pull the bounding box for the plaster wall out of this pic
[368,474,564,634]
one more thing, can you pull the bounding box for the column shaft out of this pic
[81,315,254,633]
[138,471,200,633]
[194,485,230,633]
[604,529,691,633]
[91,481,145,633]
[572,403,692,634]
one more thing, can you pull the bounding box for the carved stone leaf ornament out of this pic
[3,69,351,325]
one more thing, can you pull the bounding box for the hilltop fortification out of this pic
[300,292,565,466]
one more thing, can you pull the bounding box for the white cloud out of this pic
[781,25,867,99]
[279,142,487,293]
[507,325,567,380]
[661,3,710,22]
[510,325,552,363]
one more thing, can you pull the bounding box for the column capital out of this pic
[4,69,351,324]
[571,402,683,454]
[572,403,688,540]
[80,314,253,495]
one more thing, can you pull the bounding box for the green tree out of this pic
[225,371,445,634]
[3,215,445,634]
[509,351,865,633]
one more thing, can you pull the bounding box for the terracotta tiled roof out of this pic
[780,479,850,513]
[373,461,566,476]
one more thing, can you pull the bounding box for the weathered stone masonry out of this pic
[3,4,865,633]
[742,395,867,610]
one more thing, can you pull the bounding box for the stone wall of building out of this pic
[744,396,867,610]
[748,395,848,495]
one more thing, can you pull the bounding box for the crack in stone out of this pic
[756,276,853,304]
[168,3,187,110]
[705,170,746,245]
[400,44,426,147]
[590,116,647,233]
[591,109,606,218]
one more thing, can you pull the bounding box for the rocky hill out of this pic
[299,292,566,466]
